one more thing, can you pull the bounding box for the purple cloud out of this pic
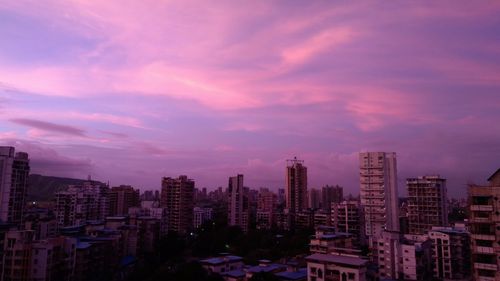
[9,118,86,137]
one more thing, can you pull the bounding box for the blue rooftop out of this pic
[222,269,245,278]
[247,263,286,273]
[120,255,137,267]
[275,268,307,280]
[201,255,243,265]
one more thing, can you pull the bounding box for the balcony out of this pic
[470,217,492,223]
[474,262,498,271]
[477,276,496,281]
[474,246,495,254]
[471,234,496,241]
[471,205,494,212]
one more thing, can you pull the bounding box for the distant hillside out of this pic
[27,174,105,202]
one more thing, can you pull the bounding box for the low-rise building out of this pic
[306,253,369,281]
[200,255,244,275]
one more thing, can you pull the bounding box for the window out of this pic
[348,273,355,280]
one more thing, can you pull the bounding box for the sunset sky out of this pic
[1,1,499,196]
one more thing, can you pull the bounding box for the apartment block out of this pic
[161,175,194,234]
[407,176,448,234]
[468,168,500,281]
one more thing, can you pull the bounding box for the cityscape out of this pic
[1,1,500,281]
[0,147,498,281]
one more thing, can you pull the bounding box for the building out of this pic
[160,175,194,234]
[2,230,34,281]
[468,168,500,281]
[0,146,30,226]
[429,225,471,280]
[306,253,368,281]
[308,188,322,209]
[331,200,364,246]
[256,188,277,229]
[374,231,432,280]
[286,157,307,214]
[309,226,360,256]
[108,185,140,216]
[193,207,213,228]
[200,255,244,275]
[407,176,448,235]
[228,174,249,232]
[321,185,343,211]
[359,152,399,245]
[55,182,109,228]
[31,236,77,281]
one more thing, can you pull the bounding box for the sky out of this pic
[0,1,499,197]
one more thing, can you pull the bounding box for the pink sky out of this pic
[1,1,499,197]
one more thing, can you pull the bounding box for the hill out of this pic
[27,174,105,202]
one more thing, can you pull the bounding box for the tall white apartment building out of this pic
[359,152,399,244]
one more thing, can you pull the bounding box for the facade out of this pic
[407,176,448,235]
[193,207,213,228]
[161,175,194,234]
[286,157,307,214]
[309,226,360,256]
[374,231,432,281]
[55,182,109,228]
[468,168,500,281]
[108,185,140,216]
[0,147,30,226]
[256,188,277,229]
[321,185,343,211]
[306,253,368,281]
[359,152,399,245]
[331,200,364,246]
[429,225,471,280]
[228,174,249,232]
[308,188,322,209]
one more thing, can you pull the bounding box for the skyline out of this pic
[1,1,500,196]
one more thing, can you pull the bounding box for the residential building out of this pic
[286,157,307,214]
[321,185,343,211]
[309,226,360,256]
[331,200,364,246]
[228,174,249,232]
[55,182,109,228]
[108,185,140,216]
[308,188,321,209]
[256,188,277,229]
[468,168,500,281]
[193,207,213,228]
[407,176,448,234]
[306,253,368,281]
[429,225,471,280]
[161,175,194,234]
[359,152,399,245]
[0,146,30,226]
[200,255,244,275]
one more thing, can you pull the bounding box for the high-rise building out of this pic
[108,185,140,216]
[228,174,249,232]
[359,152,399,244]
[286,157,307,214]
[407,176,448,234]
[308,188,321,209]
[0,146,30,225]
[468,168,500,281]
[256,188,277,229]
[429,225,471,280]
[55,181,109,228]
[321,185,343,211]
[160,175,194,234]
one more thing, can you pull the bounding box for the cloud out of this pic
[10,118,86,136]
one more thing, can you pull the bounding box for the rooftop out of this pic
[275,268,307,280]
[247,263,286,273]
[200,255,243,265]
[306,253,368,267]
